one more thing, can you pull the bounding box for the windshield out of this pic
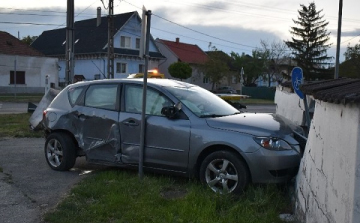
[165,85,239,117]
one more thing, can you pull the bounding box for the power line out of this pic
[153,14,256,48]
[341,34,360,44]
[168,0,360,24]
[122,0,257,49]
[0,7,66,14]
[0,21,61,26]
[151,27,253,53]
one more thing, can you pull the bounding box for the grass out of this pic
[44,169,293,223]
[0,113,43,138]
[0,94,43,103]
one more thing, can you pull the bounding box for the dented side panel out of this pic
[77,106,120,163]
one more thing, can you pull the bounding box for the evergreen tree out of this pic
[285,2,332,80]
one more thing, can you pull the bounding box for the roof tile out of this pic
[300,78,360,104]
[0,31,44,56]
[158,38,208,64]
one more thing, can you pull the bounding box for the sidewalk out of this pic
[0,102,28,114]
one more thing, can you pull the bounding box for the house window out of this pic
[139,64,145,73]
[203,76,209,84]
[94,74,101,80]
[232,76,237,84]
[120,36,131,48]
[136,38,141,49]
[10,71,25,84]
[116,63,127,73]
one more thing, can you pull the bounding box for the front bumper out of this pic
[244,147,301,183]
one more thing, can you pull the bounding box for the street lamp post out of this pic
[240,67,244,94]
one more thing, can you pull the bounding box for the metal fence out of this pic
[242,86,276,100]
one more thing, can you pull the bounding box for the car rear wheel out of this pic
[45,132,76,171]
[200,150,249,194]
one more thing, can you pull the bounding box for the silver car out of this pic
[43,79,306,194]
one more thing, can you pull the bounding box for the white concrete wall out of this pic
[0,54,58,93]
[274,86,306,126]
[295,100,360,223]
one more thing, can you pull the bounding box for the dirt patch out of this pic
[160,187,188,200]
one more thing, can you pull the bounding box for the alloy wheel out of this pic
[205,158,239,194]
[46,138,63,168]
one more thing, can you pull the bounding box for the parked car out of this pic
[215,86,236,94]
[42,79,306,194]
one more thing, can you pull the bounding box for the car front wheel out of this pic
[45,132,76,171]
[200,150,249,194]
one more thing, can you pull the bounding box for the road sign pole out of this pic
[139,10,152,180]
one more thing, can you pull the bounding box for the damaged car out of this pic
[42,79,306,194]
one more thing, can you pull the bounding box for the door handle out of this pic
[123,120,139,126]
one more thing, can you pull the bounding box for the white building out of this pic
[0,31,58,94]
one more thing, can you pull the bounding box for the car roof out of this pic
[68,78,197,89]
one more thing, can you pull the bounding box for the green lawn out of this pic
[0,94,43,103]
[0,113,43,138]
[44,169,293,223]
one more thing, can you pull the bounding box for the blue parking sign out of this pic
[291,67,304,99]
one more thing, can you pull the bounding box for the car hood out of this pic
[206,113,302,140]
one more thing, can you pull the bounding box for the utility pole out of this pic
[334,0,343,79]
[107,0,114,79]
[65,0,75,85]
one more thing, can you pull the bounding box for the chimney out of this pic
[176,37,179,43]
[97,7,101,27]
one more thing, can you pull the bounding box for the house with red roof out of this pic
[0,31,59,94]
[156,38,212,90]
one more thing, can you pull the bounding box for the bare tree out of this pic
[257,40,290,87]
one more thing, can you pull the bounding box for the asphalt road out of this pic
[0,102,29,114]
[0,138,104,223]
[242,104,276,113]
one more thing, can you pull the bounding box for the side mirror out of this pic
[161,102,182,119]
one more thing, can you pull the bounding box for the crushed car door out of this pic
[119,84,191,173]
[78,84,121,163]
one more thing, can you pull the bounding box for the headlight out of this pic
[253,137,293,151]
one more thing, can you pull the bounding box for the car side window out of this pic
[124,85,172,116]
[84,84,118,110]
[68,86,85,106]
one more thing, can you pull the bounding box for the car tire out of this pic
[45,132,77,171]
[200,150,249,194]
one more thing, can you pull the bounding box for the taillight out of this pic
[43,110,47,120]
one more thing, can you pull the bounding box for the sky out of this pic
[0,0,359,62]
